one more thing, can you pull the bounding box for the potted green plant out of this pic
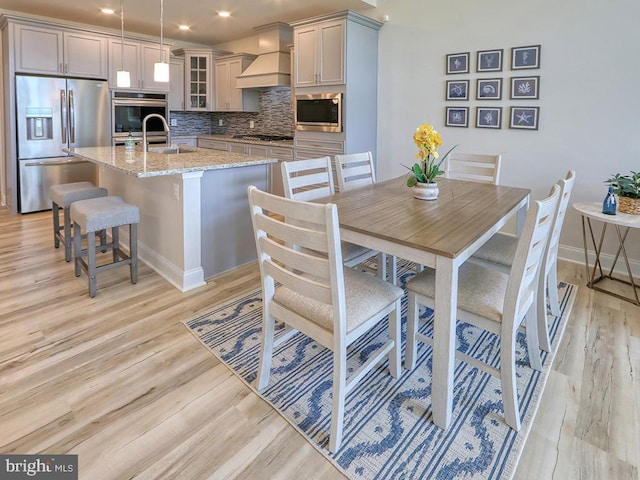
[605,171,640,214]
[405,123,457,200]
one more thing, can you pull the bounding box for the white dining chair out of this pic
[405,183,560,431]
[469,170,576,352]
[445,153,502,185]
[334,151,376,192]
[247,185,403,452]
[281,157,385,278]
[334,151,388,277]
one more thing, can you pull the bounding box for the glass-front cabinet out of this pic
[188,54,210,110]
[173,49,212,111]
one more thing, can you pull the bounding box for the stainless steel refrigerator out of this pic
[16,75,110,213]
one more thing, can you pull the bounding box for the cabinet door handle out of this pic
[59,63,63,73]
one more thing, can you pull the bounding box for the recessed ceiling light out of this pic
[101,8,115,14]
[178,25,190,30]
[218,11,231,18]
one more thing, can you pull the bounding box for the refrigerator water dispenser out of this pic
[25,107,53,140]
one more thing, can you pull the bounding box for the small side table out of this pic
[572,202,640,305]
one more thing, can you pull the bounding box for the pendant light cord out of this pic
[120,0,125,71]
[159,0,164,63]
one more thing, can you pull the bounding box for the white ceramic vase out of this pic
[413,182,439,200]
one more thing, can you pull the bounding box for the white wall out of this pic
[362,0,640,266]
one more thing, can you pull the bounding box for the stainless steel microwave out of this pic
[295,93,342,132]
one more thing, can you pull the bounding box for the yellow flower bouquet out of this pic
[405,123,456,187]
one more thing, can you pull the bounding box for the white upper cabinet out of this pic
[14,23,108,79]
[109,39,170,92]
[140,43,171,93]
[293,19,344,87]
[169,56,185,111]
[214,54,258,112]
[109,39,140,90]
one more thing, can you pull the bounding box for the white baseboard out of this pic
[116,230,206,292]
[558,244,640,278]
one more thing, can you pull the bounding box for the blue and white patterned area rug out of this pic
[183,261,576,480]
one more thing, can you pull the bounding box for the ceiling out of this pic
[0,0,378,46]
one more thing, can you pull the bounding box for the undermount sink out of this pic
[147,146,198,154]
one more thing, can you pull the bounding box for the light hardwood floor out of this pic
[1,208,638,479]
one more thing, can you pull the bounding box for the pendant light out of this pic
[153,0,170,82]
[116,0,131,88]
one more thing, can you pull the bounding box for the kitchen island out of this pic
[65,146,277,291]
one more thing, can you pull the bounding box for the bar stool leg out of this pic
[74,221,82,278]
[63,206,73,262]
[87,230,97,298]
[112,226,120,262]
[53,201,61,248]
[130,223,138,284]
[100,229,108,252]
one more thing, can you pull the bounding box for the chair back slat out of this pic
[264,260,333,305]
[254,214,328,253]
[260,236,330,279]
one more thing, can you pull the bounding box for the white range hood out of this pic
[236,22,292,89]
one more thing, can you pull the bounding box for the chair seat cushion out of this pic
[406,263,509,323]
[341,241,374,263]
[50,182,107,207]
[472,233,518,267]
[70,196,140,232]
[274,268,403,333]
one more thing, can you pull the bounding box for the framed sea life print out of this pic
[445,106,469,127]
[446,80,469,100]
[476,107,502,129]
[446,52,470,74]
[509,106,539,130]
[511,45,541,69]
[510,76,539,99]
[476,78,502,100]
[477,49,503,72]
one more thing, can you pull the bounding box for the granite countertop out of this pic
[64,146,277,178]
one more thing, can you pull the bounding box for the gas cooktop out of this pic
[232,134,294,142]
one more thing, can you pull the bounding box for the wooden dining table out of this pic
[323,175,531,430]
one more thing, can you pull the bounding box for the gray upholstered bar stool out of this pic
[70,196,140,297]
[50,182,108,262]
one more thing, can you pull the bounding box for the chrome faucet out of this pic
[142,113,171,152]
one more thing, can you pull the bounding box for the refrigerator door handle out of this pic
[60,89,68,142]
[69,89,75,144]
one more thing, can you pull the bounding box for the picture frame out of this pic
[511,45,541,70]
[446,52,470,74]
[476,49,503,72]
[476,78,502,100]
[476,107,502,129]
[445,106,469,127]
[509,106,539,130]
[510,76,539,99]
[446,80,469,100]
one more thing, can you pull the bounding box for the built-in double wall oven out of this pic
[111,91,168,145]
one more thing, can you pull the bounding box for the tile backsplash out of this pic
[170,87,294,137]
